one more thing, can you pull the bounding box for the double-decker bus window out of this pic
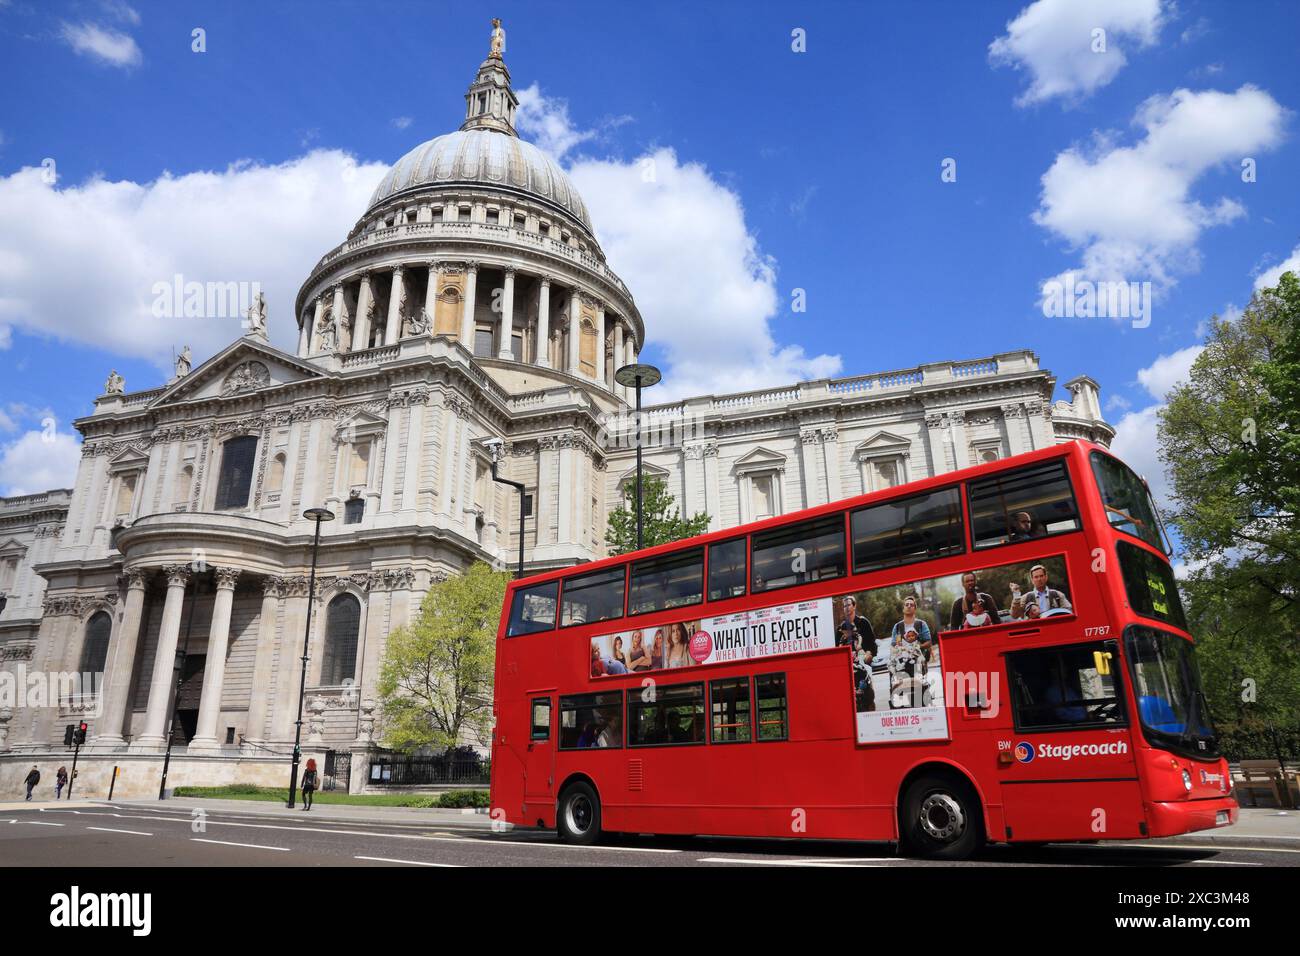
[1092,452,1164,551]
[851,486,964,573]
[708,537,747,601]
[1116,541,1188,631]
[530,697,551,740]
[755,673,788,740]
[558,691,623,749]
[628,683,706,747]
[750,514,845,593]
[710,677,752,743]
[968,459,1081,549]
[507,580,559,636]
[560,566,626,627]
[1126,625,1218,757]
[1006,642,1125,731]
[629,547,704,614]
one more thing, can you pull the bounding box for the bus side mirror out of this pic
[1093,650,1112,676]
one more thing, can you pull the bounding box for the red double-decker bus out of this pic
[489,440,1236,858]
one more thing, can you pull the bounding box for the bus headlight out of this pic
[1182,769,1193,792]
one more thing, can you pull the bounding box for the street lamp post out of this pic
[486,439,526,577]
[614,363,662,551]
[287,506,334,809]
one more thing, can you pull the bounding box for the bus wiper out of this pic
[1103,504,1145,527]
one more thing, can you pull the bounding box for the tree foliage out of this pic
[604,475,711,555]
[376,562,509,753]
[1158,270,1300,756]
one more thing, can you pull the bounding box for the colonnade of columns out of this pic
[297,261,640,401]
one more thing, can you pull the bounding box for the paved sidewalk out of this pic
[110,795,497,828]
[0,796,107,812]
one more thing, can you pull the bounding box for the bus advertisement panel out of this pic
[589,553,1075,745]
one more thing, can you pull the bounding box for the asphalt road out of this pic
[1,802,1295,867]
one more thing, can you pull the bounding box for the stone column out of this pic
[243,576,282,746]
[402,393,427,514]
[189,567,241,751]
[384,266,405,346]
[331,284,347,351]
[271,576,309,742]
[595,302,607,385]
[535,276,552,368]
[703,443,722,531]
[497,268,515,359]
[310,297,325,354]
[354,272,374,350]
[424,260,438,329]
[380,396,403,513]
[567,290,581,373]
[297,315,310,357]
[535,436,556,549]
[613,320,625,399]
[300,414,326,513]
[459,262,479,345]
[131,564,190,750]
[93,568,148,749]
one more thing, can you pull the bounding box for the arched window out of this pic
[320,594,361,687]
[214,435,258,510]
[80,611,112,674]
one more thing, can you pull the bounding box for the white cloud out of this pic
[60,21,142,68]
[0,152,387,369]
[1136,344,1203,400]
[391,116,413,130]
[102,1,141,26]
[0,429,81,496]
[1110,344,1204,510]
[569,148,840,399]
[516,84,598,161]
[1035,85,1287,299]
[990,0,1166,106]
[1254,242,1300,290]
[515,87,838,399]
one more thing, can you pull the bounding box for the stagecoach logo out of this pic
[1014,741,1035,764]
[1201,769,1226,791]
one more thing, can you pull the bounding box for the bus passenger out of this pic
[1009,510,1045,541]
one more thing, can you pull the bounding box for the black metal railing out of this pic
[367,755,490,788]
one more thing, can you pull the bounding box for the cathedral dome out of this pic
[366,129,592,233]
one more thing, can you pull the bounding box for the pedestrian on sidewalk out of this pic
[55,766,68,800]
[24,765,41,801]
[301,758,318,810]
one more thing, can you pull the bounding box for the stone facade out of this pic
[0,25,1112,794]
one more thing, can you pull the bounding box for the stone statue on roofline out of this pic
[175,345,192,379]
[104,370,125,395]
[245,290,268,340]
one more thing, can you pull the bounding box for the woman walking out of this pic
[301,758,319,810]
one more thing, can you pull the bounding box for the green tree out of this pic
[604,475,711,554]
[376,562,509,753]
[1158,270,1300,757]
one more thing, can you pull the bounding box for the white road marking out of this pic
[1108,842,1300,855]
[24,821,64,827]
[354,855,460,867]
[86,826,152,836]
[192,838,290,852]
[1185,859,1263,866]
[698,856,882,867]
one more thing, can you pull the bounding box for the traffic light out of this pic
[74,722,88,746]
[63,724,75,747]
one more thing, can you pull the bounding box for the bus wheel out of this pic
[557,782,601,846]
[900,774,983,860]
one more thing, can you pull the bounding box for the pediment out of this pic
[149,339,328,408]
[854,430,912,458]
[335,408,387,440]
[108,446,151,471]
[732,446,787,474]
[0,537,28,556]
[616,461,670,486]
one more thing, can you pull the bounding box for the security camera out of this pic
[483,437,505,462]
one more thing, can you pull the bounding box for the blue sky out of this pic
[1,0,1297,501]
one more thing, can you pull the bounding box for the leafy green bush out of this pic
[436,789,490,808]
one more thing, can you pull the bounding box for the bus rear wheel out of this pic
[899,774,984,860]
[557,782,601,846]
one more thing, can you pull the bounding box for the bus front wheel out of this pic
[899,774,984,860]
[557,782,602,846]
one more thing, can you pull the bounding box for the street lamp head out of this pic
[615,363,661,388]
[303,507,336,523]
